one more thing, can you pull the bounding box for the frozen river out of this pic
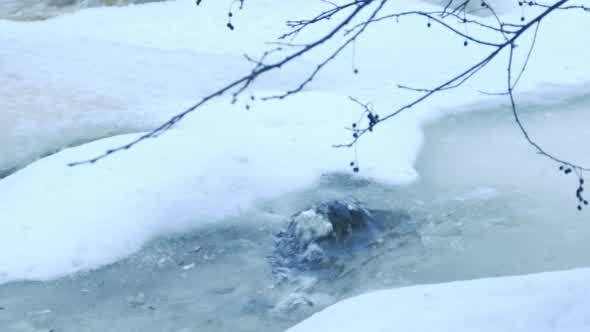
[1,0,589,331]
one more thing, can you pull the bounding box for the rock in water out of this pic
[269,200,417,316]
[271,200,413,278]
[316,200,369,239]
[291,209,334,248]
[272,201,369,274]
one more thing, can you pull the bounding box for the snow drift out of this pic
[288,268,590,332]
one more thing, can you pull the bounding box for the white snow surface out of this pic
[289,268,590,332]
[1,0,590,282]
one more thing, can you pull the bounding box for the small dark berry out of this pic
[353,167,359,173]
[463,40,468,46]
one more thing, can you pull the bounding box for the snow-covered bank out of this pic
[289,268,590,332]
[0,0,316,176]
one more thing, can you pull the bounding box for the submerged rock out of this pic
[290,209,334,248]
[316,200,369,239]
[269,200,418,316]
[271,200,415,277]
[272,201,368,273]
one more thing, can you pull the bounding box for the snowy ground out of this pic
[289,268,590,332]
[1,0,590,331]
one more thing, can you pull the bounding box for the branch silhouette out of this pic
[70,0,589,208]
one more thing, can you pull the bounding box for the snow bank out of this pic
[0,92,421,283]
[288,268,590,332]
[0,0,318,176]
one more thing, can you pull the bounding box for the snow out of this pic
[288,268,590,332]
[1,0,590,283]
